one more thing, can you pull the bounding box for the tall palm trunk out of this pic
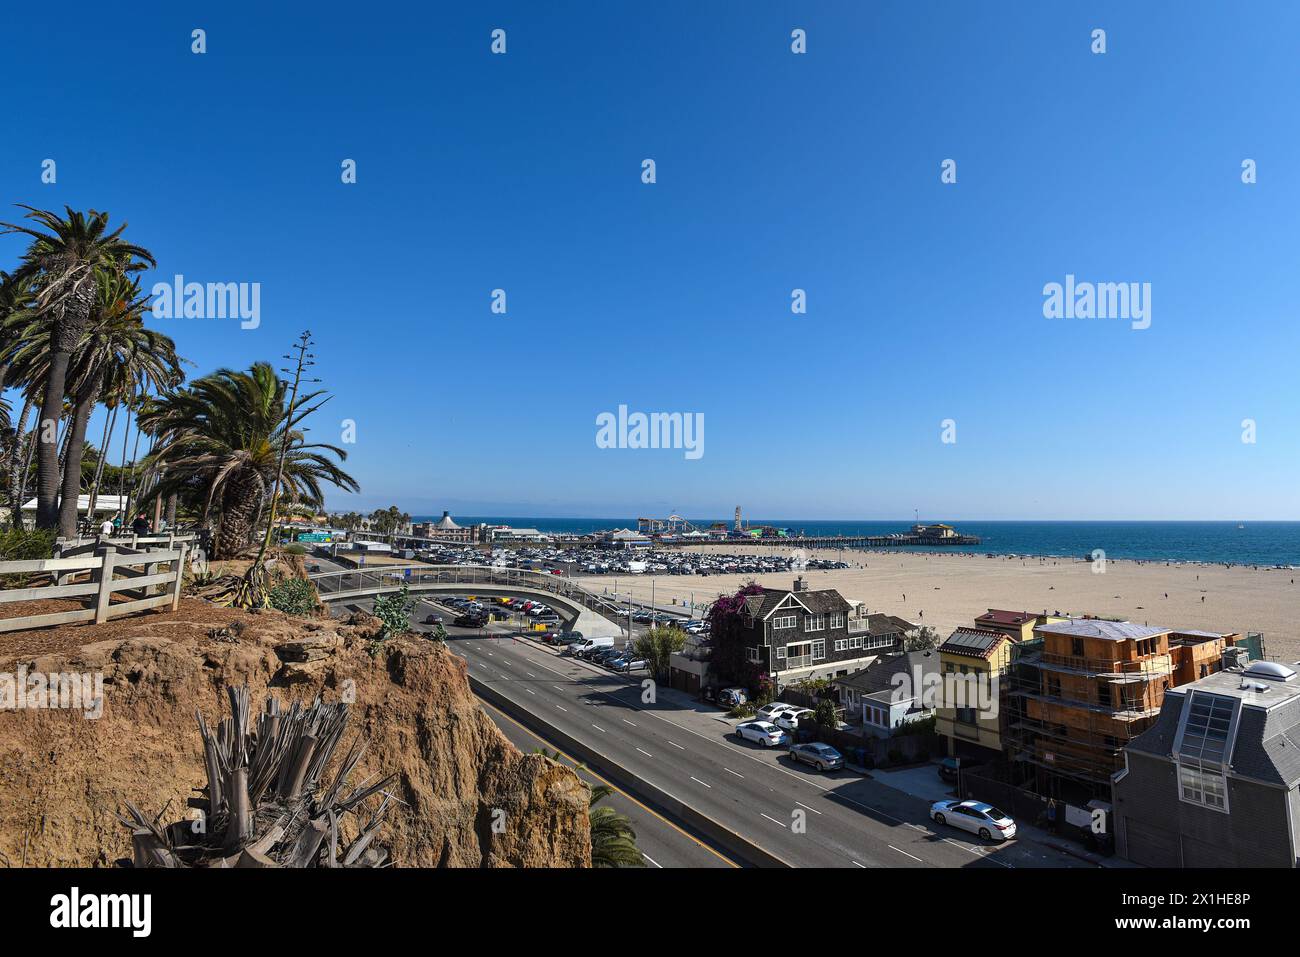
[57,374,102,538]
[165,491,177,528]
[7,395,32,528]
[214,470,264,560]
[33,351,71,530]
[85,402,117,523]
[35,290,92,529]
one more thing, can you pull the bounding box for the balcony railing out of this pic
[784,654,813,669]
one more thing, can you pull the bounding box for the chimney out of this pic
[793,576,806,592]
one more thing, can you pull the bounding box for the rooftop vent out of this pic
[1242,660,1296,682]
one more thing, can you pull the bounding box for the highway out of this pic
[438,613,1088,869]
[334,587,1089,869]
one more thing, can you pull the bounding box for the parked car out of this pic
[929,800,1017,842]
[570,637,615,657]
[772,708,813,732]
[718,687,749,708]
[789,742,844,771]
[938,757,983,783]
[612,656,647,673]
[756,702,799,722]
[734,721,790,747]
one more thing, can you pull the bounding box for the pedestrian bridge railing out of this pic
[308,564,627,620]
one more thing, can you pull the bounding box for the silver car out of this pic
[788,742,843,771]
[929,800,1017,842]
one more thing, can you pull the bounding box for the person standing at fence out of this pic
[99,513,117,538]
[131,513,151,536]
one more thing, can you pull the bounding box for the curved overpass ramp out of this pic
[308,564,626,639]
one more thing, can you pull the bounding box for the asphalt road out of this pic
[338,590,1088,869]
[441,620,1090,869]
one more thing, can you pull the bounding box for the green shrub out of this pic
[268,578,317,616]
[0,529,55,561]
[372,584,415,641]
[727,702,757,719]
[283,543,307,555]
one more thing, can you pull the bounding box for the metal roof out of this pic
[1035,618,1168,642]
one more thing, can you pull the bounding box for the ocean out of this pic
[410,518,1300,568]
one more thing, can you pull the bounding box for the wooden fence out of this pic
[0,542,190,634]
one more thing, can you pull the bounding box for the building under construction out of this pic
[1003,618,1238,805]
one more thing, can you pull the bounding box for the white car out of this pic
[756,702,799,722]
[929,800,1017,842]
[734,721,790,747]
[772,708,813,732]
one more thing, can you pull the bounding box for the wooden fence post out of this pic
[170,543,188,612]
[95,546,117,624]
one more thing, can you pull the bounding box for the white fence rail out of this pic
[0,543,190,633]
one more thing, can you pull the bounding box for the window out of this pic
[746,647,761,663]
[850,636,863,649]
[1071,637,1084,657]
[834,639,847,652]
[772,614,796,629]
[1173,691,1238,813]
[775,646,786,660]
[812,640,825,660]
[804,615,825,632]
[830,613,845,629]
[955,706,978,725]
[866,633,894,650]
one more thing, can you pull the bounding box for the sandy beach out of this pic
[575,546,1300,662]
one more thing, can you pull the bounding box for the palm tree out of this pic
[588,784,644,868]
[138,362,358,560]
[61,270,182,533]
[0,206,153,530]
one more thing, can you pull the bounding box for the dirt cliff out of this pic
[0,601,591,867]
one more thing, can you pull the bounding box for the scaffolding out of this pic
[1003,638,1175,803]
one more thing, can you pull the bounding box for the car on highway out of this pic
[929,800,1017,841]
[772,708,813,732]
[734,721,790,747]
[788,742,844,771]
[422,613,443,625]
[453,613,488,628]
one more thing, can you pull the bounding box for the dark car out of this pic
[938,756,982,783]
[454,614,487,628]
[423,613,443,625]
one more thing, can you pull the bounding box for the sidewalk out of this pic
[868,764,1138,868]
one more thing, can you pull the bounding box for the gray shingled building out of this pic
[1113,657,1300,867]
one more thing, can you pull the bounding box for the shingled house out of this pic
[1113,658,1300,867]
[736,578,896,688]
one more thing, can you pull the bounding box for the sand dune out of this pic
[576,546,1300,662]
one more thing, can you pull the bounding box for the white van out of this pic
[568,636,615,657]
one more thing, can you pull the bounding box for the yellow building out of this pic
[936,627,1014,761]
[973,608,1068,643]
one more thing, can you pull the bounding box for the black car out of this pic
[454,614,488,628]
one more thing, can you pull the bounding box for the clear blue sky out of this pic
[3,1,1297,520]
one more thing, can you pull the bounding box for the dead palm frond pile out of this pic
[118,686,397,867]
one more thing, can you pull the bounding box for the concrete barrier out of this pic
[469,672,791,868]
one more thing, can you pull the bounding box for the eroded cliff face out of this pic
[0,602,591,867]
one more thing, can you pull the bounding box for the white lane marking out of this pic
[556,705,568,713]
[795,801,821,815]
[690,777,712,788]
[622,719,638,727]
[851,859,866,868]
[526,672,536,678]
[889,845,924,863]
[643,854,662,868]
[592,724,606,733]
[553,685,565,692]
[636,747,653,758]
[723,768,744,779]
[760,813,787,828]
[668,741,685,750]
[526,689,536,695]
